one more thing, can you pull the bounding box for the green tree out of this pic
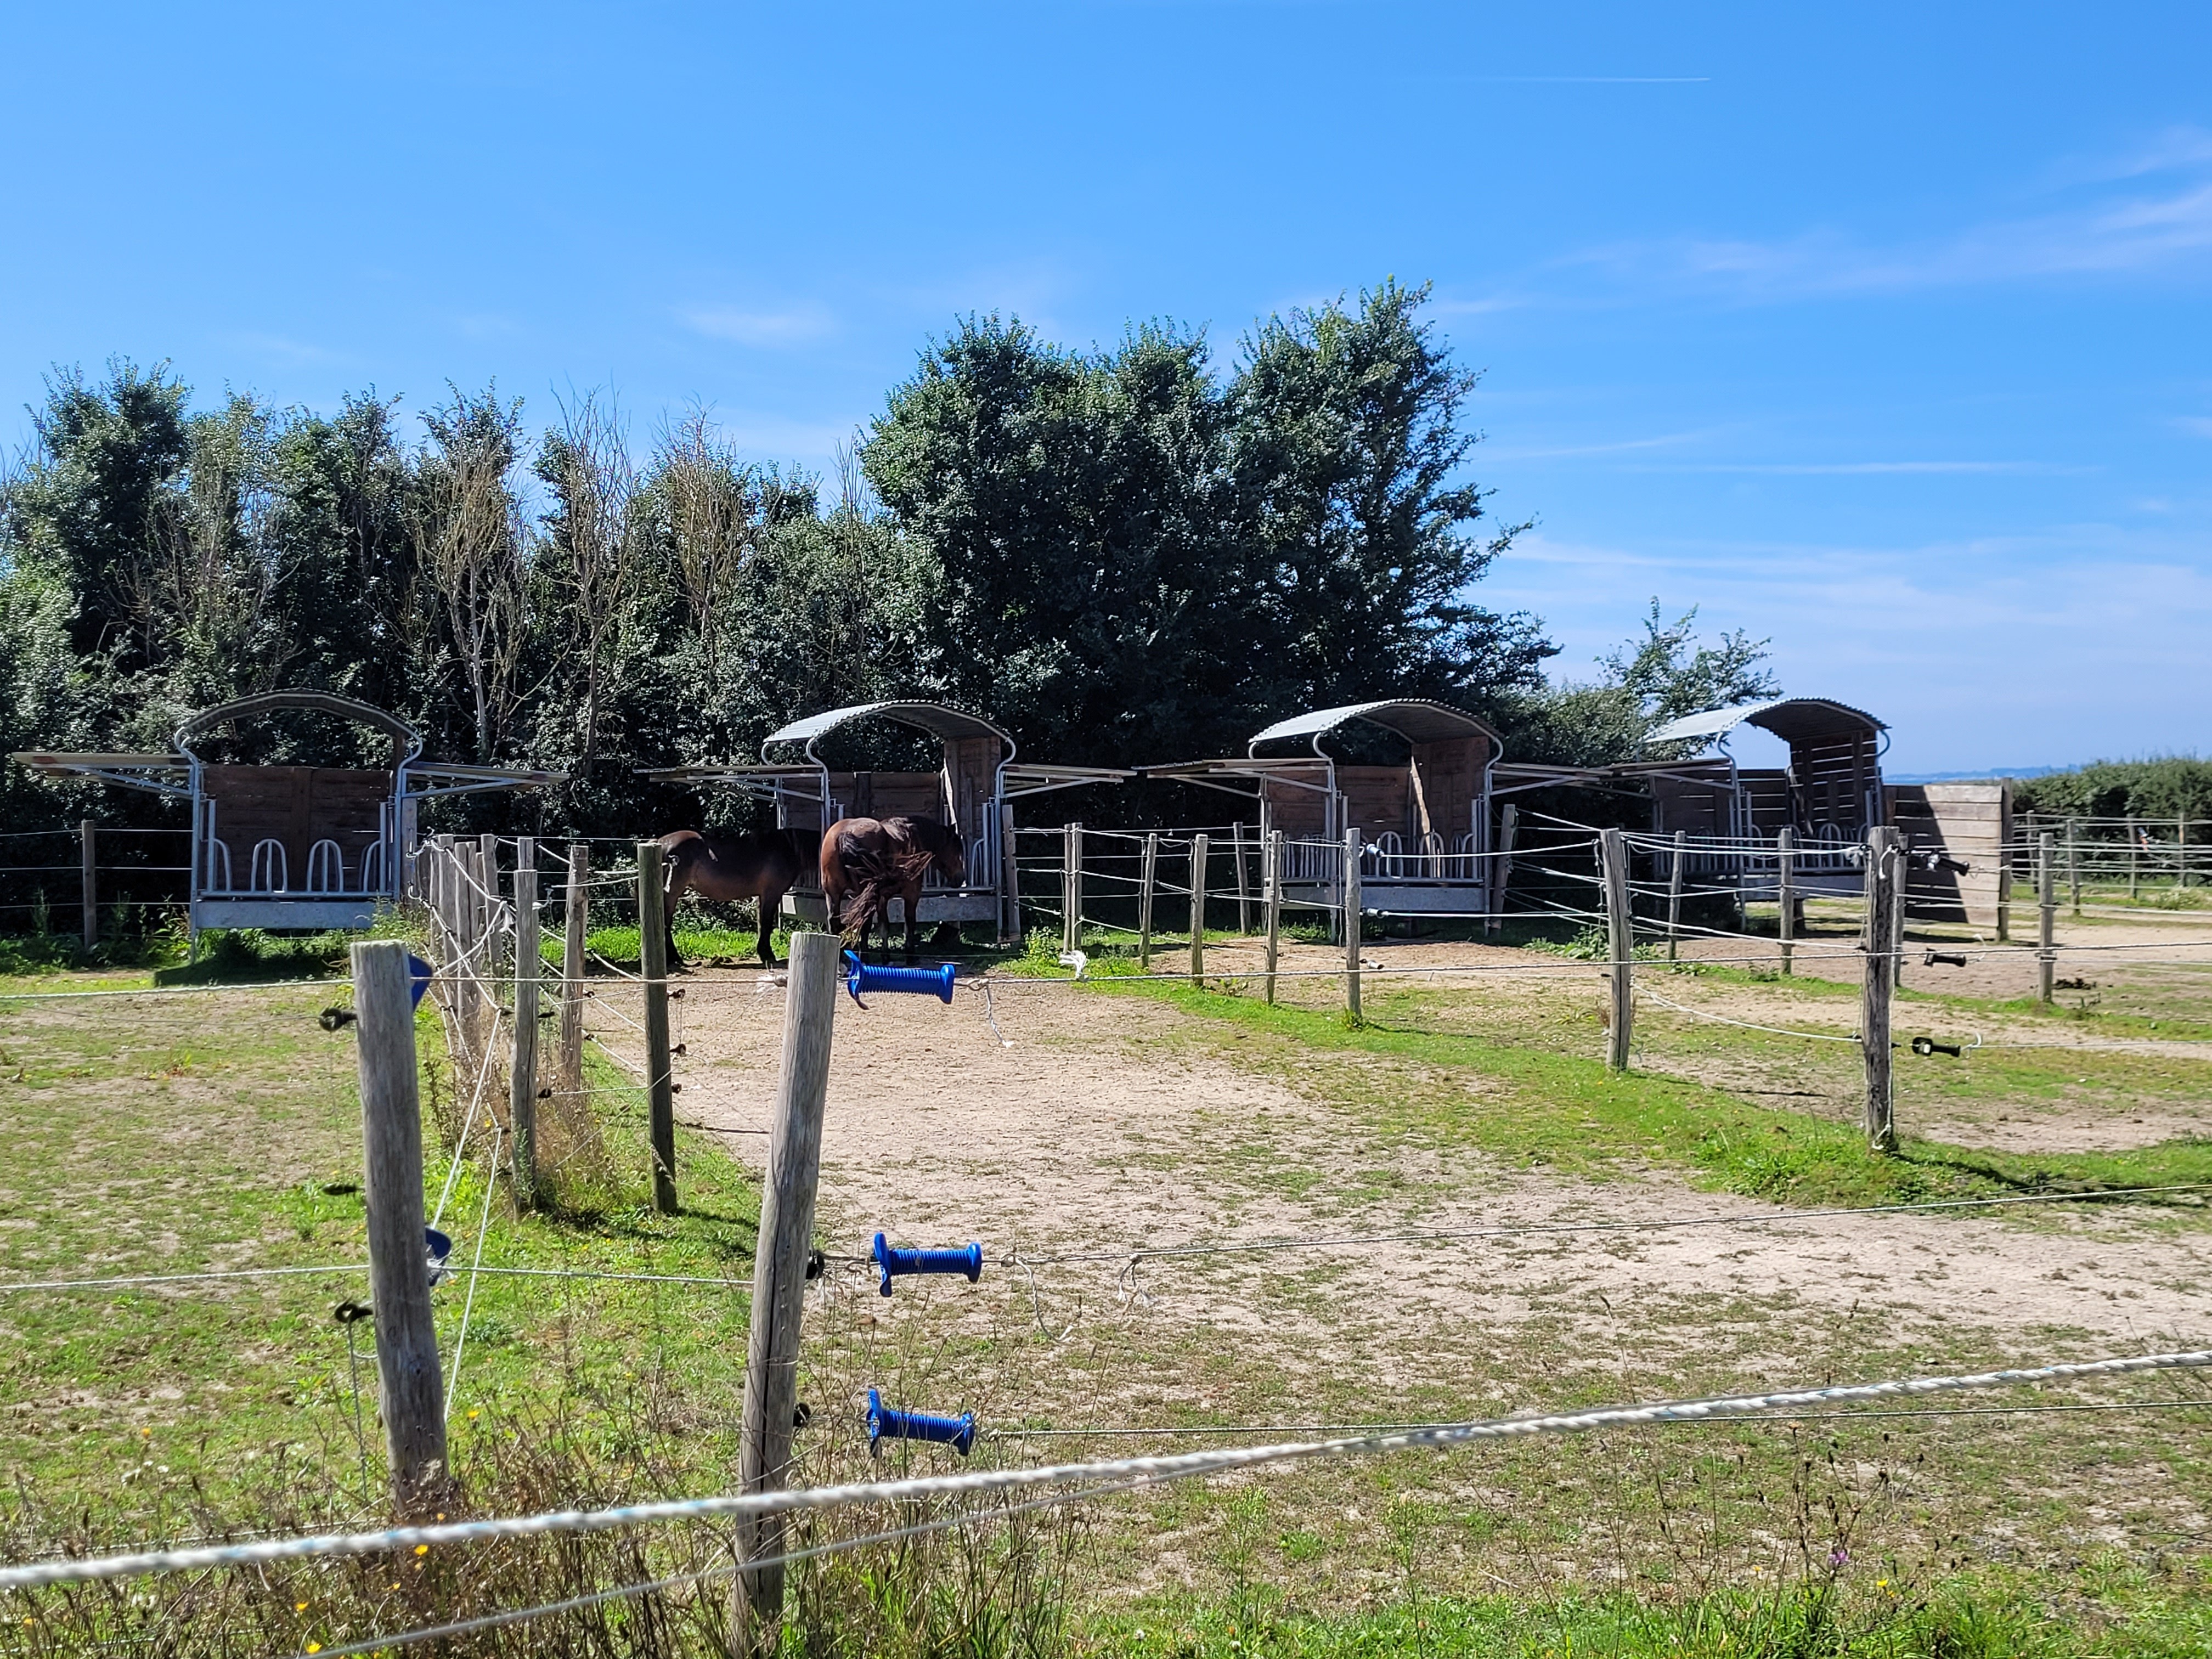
[1493,601,1781,768]
[1227,279,1551,719]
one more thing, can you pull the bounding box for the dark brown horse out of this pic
[820,815,967,964]
[659,827,821,968]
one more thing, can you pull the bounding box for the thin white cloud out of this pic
[1573,141,2212,300]
[2176,416,2212,439]
[1485,528,2212,769]
[682,304,837,347]
[1634,460,2091,476]
[1483,429,1718,461]
[220,331,341,366]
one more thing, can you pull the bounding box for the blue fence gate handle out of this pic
[842,953,957,1007]
[872,1231,985,1296]
[867,1387,977,1457]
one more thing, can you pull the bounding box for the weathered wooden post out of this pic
[2183,815,2194,889]
[78,819,97,950]
[509,838,541,1207]
[1188,832,1209,984]
[2128,815,2140,900]
[1062,823,1082,953]
[1777,826,1796,977]
[2037,832,2057,1005]
[2067,818,2081,917]
[560,842,587,1088]
[1666,828,1687,962]
[1233,821,1252,935]
[1343,827,1363,1022]
[1488,803,1519,937]
[737,930,838,1626]
[1861,828,1899,1153]
[637,840,678,1214]
[1600,828,1632,1071]
[478,832,503,1022]
[1263,829,1283,1006]
[349,939,449,1509]
[1137,832,1157,969]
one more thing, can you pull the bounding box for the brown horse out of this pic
[659,827,821,968]
[820,815,967,964]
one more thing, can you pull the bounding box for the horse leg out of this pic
[664,866,687,969]
[757,885,785,969]
[902,884,924,964]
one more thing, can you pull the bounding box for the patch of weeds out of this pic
[1526,923,1666,963]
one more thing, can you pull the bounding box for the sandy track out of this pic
[583,967,2212,1387]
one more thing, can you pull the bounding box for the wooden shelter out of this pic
[11,690,562,938]
[1143,699,1506,917]
[644,700,1124,939]
[1642,696,1887,849]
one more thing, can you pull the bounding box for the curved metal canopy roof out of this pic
[176,689,420,755]
[1249,699,1502,756]
[1646,696,1886,748]
[763,701,1012,757]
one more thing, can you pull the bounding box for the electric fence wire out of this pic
[10,1347,2210,1596]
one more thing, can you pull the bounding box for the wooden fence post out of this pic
[1232,822,1252,935]
[79,819,97,950]
[1263,830,1282,1005]
[1188,833,1208,984]
[1600,827,1632,1071]
[560,842,587,1088]
[509,839,541,1208]
[349,939,449,1510]
[1487,803,1518,937]
[737,930,838,1627]
[1343,827,1362,1022]
[1666,828,1686,962]
[1861,828,1899,1153]
[2127,815,2140,900]
[2067,818,2081,917]
[2038,832,2056,1005]
[638,840,678,1215]
[2182,815,2193,889]
[1061,823,1081,953]
[1777,826,1796,977]
[1138,832,1157,969]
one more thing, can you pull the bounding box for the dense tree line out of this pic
[0,281,1765,836]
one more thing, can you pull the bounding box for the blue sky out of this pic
[4,2,2207,774]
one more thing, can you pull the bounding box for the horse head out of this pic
[932,821,968,885]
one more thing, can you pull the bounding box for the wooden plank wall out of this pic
[1339,766,1412,843]
[817,771,946,827]
[1408,737,1480,844]
[1886,781,2010,928]
[945,737,999,842]
[1792,733,1879,833]
[1649,775,1733,837]
[1260,768,1333,836]
[204,765,390,887]
[1739,771,1794,838]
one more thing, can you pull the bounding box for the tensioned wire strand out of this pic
[8,1182,2203,1297]
[7,1347,2209,1593]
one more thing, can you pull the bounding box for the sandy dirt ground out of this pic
[577,945,2212,1423]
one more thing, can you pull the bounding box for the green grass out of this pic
[0,977,761,1523]
[1087,1565,2212,1657]
[1066,973,2212,1217]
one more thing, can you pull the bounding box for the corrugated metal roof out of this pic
[763,701,1012,752]
[1249,699,1500,753]
[1646,697,1886,747]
